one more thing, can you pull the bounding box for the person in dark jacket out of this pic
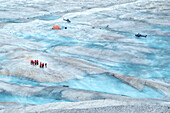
[45,63,47,68]
[34,60,36,65]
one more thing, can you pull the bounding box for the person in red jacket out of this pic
[40,62,42,68]
[31,60,34,65]
[37,60,39,65]
[42,63,44,68]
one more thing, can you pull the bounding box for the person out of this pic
[40,62,42,68]
[31,60,34,65]
[42,63,44,68]
[135,33,147,38]
[45,63,47,68]
[34,60,37,65]
[37,60,39,65]
[63,18,71,23]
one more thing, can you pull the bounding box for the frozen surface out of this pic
[0,74,164,100]
[0,0,169,105]
[0,93,65,105]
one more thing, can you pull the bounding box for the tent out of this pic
[52,25,61,30]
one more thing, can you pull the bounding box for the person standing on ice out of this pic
[45,63,47,68]
[30,60,34,65]
[34,60,36,65]
[42,63,44,68]
[36,60,39,65]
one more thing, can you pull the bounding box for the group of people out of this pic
[30,60,47,68]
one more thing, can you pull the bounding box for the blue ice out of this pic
[0,93,65,105]
[46,73,165,98]
[0,74,165,100]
